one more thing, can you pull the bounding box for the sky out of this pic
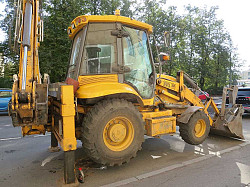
[0,2,6,43]
[0,0,250,70]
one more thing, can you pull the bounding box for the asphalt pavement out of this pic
[0,113,249,187]
[123,143,250,187]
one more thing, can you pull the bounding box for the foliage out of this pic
[0,77,12,87]
[0,0,242,93]
[39,0,87,82]
[0,60,16,88]
[136,2,241,93]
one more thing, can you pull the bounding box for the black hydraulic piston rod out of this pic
[182,72,201,91]
[182,72,209,99]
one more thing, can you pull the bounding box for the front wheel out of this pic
[81,99,144,166]
[179,111,210,145]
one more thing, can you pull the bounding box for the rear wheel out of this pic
[81,99,144,166]
[179,111,210,145]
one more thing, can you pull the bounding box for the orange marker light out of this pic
[163,55,170,61]
[115,10,120,16]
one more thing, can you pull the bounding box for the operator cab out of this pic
[67,13,155,99]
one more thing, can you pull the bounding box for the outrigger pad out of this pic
[210,104,244,140]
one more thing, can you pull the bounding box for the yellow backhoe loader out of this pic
[10,1,243,184]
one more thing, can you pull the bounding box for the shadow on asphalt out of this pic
[208,134,243,142]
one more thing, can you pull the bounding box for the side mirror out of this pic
[164,31,170,47]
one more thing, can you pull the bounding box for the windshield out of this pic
[0,91,12,98]
[67,29,85,79]
[123,26,154,99]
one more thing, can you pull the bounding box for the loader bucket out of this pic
[210,104,244,139]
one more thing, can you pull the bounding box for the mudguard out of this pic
[177,106,202,124]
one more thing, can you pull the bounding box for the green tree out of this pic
[0,0,19,75]
[86,0,121,15]
[120,0,135,17]
[0,0,242,94]
[39,0,90,82]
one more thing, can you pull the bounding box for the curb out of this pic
[101,141,250,187]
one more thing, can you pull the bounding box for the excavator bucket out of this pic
[210,104,244,139]
[210,86,244,139]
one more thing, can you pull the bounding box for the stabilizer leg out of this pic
[64,150,76,184]
[49,131,60,152]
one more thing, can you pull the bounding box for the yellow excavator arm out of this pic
[10,0,77,184]
[10,0,48,134]
[19,0,41,91]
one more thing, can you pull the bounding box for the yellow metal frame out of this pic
[157,74,177,82]
[19,0,41,92]
[141,110,172,120]
[12,0,43,130]
[52,85,77,151]
[77,75,154,106]
[68,15,153,39]
[155,71,223,127]
[22,125,45,136]
[145,117,176,137]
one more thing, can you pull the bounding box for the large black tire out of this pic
[81,99,144,166]
[179,111,210,145]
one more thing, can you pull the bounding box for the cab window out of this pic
[68,29,85,79]
[79,23,117,75]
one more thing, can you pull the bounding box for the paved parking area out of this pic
[0,114,249,186]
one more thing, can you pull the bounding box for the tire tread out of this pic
[81,99,144,166]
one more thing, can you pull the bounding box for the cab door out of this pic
[122,26,155,99]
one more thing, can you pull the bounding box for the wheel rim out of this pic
[194,119,206,138]
[103,116,134,152]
